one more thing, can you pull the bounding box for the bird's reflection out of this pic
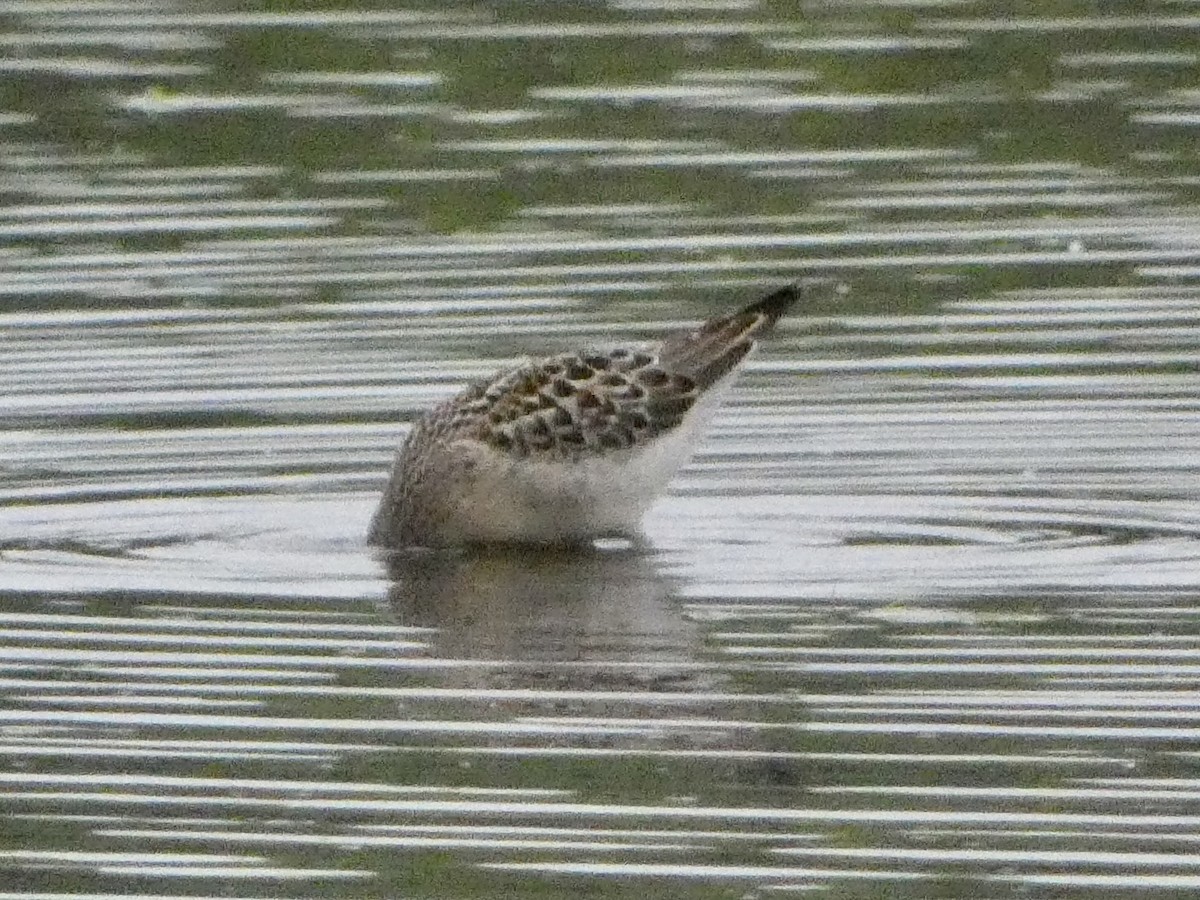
[381,545,701,691]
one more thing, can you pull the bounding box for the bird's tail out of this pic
[657,284,800,389]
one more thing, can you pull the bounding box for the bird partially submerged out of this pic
[369,284,802,549]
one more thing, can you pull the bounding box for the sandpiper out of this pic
[369,284,801,549]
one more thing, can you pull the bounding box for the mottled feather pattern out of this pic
[452,349,699,460]
[369,283,804,548]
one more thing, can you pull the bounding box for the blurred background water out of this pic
[2,1,1200,898]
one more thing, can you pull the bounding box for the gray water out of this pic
[3,2,1200,898]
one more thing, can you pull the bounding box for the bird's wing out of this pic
[460,285,800,461]
[460,345,698,459]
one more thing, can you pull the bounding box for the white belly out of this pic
[447,391,724,546]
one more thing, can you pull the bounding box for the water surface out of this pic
[3,2,1200,898]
